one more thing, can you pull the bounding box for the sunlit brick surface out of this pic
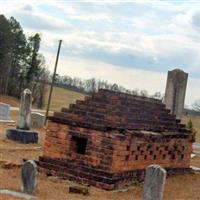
[39,89,192,190]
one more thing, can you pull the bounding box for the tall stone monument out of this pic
[6,89,38,143]
[164,69,188,119]
[17,89,32,130]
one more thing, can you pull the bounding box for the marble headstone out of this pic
[17,88,32,130]
[31,112,45,129]
[0,103,11,120]
[6,88,38,143]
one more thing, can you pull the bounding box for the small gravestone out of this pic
[6,89,38,143]
[31,112,45,129]
[142,165,166,200]
[0,103,14,123]
[21,160,37,194]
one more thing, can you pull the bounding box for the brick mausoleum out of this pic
[39,89,192,190]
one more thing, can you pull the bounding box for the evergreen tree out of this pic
[26,33,41,85]
[187,119,196,143]
[8,16,27,97]
[0,15,11,94]
[0,14,48,107]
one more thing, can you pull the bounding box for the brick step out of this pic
[38,155,191,190]
[56,109,180,131]
[64,105,172,122]
[39,156,113,178]
[89,98,164,110]
[50,114,184,133]
[39,156,154,184]
[63,113,174,127]
[48,116,107,131]
[95,89,162,104]
[75,102,170,117]
[61,107,175,123]
[55,111,179,128]
[85,98,165,110]
[38,162,115,190]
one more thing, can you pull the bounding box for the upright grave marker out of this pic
[31,112,45,129]
[164,69,188,119]
[6,89,38,143]
[21,160,38,194]
[0,103,10,120]
[0,102,14,123]
[142,165,166,200]
[0,160,37,199]
[17,88,32,130]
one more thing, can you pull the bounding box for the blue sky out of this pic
[0,0,200,106]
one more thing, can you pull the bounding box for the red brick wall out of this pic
[40,89,193,189]
[111,132,192,172]
[43,122,114,171]
[43,121,192,173]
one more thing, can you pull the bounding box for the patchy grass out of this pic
[0,92,200,199]
[0,86,86,112]
[43,85,86,111]
[0,95,19,107]
[0,111,200,200]
[1,165,200,200]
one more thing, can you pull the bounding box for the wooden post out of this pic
[142,165,166,200]
[44,40,62,125]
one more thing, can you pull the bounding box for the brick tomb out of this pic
[39,89,192,190]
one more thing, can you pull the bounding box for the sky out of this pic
[0,0,200,106]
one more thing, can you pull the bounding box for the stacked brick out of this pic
[39,89,192,190]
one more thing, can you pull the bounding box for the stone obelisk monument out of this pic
[164,69,188,119]
[17,89,32,130]
[6,89,38,143]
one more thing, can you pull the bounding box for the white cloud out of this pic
[42,51,199,106]
[1,0,199,105]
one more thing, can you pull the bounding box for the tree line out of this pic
[53,74,163,99]
[0,14,162,107]
[0,14,49,107]
[47,74,200,112]
[1,14,199,110]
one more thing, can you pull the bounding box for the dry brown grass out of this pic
[0,111,200,200]
[0,86,86,112]
[0,96,19,107]
[0,91,200,199]
[182,115,200,143]
[43,85,86,111]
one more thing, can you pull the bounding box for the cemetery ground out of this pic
[0,85,85,112]
[0,111,200,199]
[0,89,200,200]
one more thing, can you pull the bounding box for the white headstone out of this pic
[0,103,11,120]
[17,89,32,130]
[21,160,37,194]
[142,165,166,200]
[31,112,45,128]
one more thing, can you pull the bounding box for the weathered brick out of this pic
[39,89,192,190]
